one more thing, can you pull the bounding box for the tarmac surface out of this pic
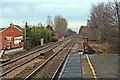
[88,54,119,78]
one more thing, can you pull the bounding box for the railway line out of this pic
[1,38,68,63]
[6,42,53,60]
[0,38,72,79]
[15,39,72,78]
[7,41,67,60]
[24,40,74,80]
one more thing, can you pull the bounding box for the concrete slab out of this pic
[66,63,80,67]
[63,69,82,73]
[62,73,82,78]
[60,54,82,78]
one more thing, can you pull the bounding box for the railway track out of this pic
[0,38,72,79]
[0,39,67,66]
[24,40,74,80]
[6,37,71,60]
[6,42,53,60]
[15,39,71,78]
[51,43,75,80]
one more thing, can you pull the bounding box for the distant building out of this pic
[79,26,96,40]
[0,23,24,50]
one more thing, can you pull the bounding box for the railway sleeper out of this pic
[40,49,53,59]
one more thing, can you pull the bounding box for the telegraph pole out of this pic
[115,0,120,53]
[115,1,120,27]
[23,21,27,49]
[25,22,27,41]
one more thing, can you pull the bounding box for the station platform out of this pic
[59,54,82,80]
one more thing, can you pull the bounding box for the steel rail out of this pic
[24,40,72,80]
[0,39,71,78]
[0,39,66,67]
[51,41,75,80]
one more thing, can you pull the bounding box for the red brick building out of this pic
[0,24,23,50]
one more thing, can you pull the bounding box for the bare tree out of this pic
[54,15,68,38]
[114,0,120,27]
[88,3,107,41]
[114,0,120,52]
[87,1,118,44]
[47,15,53,26]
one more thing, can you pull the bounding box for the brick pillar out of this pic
[11,37,14,46]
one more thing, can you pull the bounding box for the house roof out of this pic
[0,24,23,33]
[14,25,23,31]
[0,28,5,33]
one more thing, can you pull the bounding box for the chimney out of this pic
[10,23,14,26]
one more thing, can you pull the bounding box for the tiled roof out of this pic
[14,25,23,31]
[10,23,23,31]
[0,24,23,33]
[0,28,5,33]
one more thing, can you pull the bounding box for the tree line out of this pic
[24,15,76,49]
[86,0,119,44]
[79,0,119,53]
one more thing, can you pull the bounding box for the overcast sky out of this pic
[0,0,114,33]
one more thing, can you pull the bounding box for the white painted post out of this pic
[0,50,4,58]
[41,38,44,46]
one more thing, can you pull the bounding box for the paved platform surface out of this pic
[81,54,93,78]
[81,54,119,79]
[4,47,23,54]
[88,54,119,78]
[59,54,82,80]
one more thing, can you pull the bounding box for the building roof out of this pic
[79,26,97,40]
[0,28,5,33]
[0,24,23,33]
[14,25,23,31]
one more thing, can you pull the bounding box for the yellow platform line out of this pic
[85,54,97,80]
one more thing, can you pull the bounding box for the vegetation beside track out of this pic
[88,43,118,54]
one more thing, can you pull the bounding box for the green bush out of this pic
[28,26,54,47]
